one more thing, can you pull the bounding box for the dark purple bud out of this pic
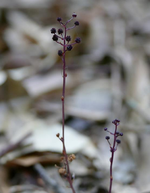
[58,28,63,34]
[67,45,73,51]
[116,131,120,135]
[57,17,62,22]
[72,13,77,17]
[51,28,56,34]
[75,37,81,43]
[52,34,58,41]
[116,119,120,122]
[105,136,110,140]
[120,132,123,136]
[58,50,63,56]
[66,36,71,42]
[74,21,79,26]
[112,119,120,125]
[104,128,107,131]
[116,139,121,144]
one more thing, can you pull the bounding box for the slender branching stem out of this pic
[61,25,76,193]
[67,26,75,31]
[104,119,123,193]
[51,15,80,193]
[65,17,73,25]
[109,124,117,193]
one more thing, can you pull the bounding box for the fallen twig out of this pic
[0,132,31,158]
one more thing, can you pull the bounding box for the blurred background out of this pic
[0,0,150,193]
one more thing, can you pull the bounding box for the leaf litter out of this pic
[0,0,150,192]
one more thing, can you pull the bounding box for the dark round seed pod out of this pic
[120,132,123,136]
[74,21,79,26]
[72,13,77,17]
[67,45,73,51]
[58,28,63,34]
[112,119,120,125]
[105,136,110,140]
[104,128,107,131]
[66,36,71,42]
[57,17,62,22]
[52,34,58,41]
[116,139,121,144]
[75,37,81,43]
[58,50,63,56]
[51,28,56,34]
[116,131,120,135]
[56,133,60,138]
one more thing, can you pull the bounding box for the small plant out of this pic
[104,119,123,193]
[51,13,81,193]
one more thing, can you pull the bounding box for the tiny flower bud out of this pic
[58,50,63,56]
[60,156,64,162]
[72,13,77,17]
[59,168,66,174]
[51,28,56,34]
[104,128,107,131]
[57,17,62,22]
[61,96,64,101]
[68,154,76,162]
[112,119,120,125]
[72,154,76,159]
[65,73,67,77]
[67,45,73,51]
[105,136,110,140]
[74,21,79,26]
[120,132,123,136]
[58,28,63,34]
[75,37,81,43]
[66,36,71,42]
[116,139,121,144]
[52,34,58,41]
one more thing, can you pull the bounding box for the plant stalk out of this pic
[61,25,76,193]
[109,124,117,193]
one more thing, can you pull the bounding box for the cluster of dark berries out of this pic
[104,119,123,152]
[50,13,81,57]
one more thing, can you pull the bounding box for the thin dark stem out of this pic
[51,15,80,193]
[62,25,66,147]
[105,120,122,193]
[61,25,76,193]
[65,17,73,25]
[67,25,75,31]
[109,125,117,193]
